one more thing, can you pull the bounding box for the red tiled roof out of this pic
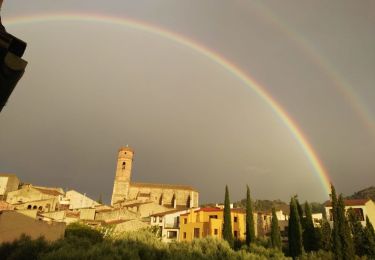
[325,199,370,207]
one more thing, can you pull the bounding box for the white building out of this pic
[150,209,193,242]
[325,199,375,227]
[65,190,100,210]
[0,174,20,200]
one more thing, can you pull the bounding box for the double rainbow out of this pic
[5,13,332,196]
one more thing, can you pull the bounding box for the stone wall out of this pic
[0,211,66,243]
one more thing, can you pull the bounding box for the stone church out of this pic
[111,147,199,209]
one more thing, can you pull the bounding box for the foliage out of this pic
[346,186,375,201]
[288,196,303,259]
[337,195,355,259]
[64,222,104,244]
[303,202,318,252]
[246,185,255,245]
[0,228,293,260]
[0,234,48,260]
[270,207,281,250]
[320,217,331,251]
[331,184,342,259]
[362,216,375,257]
[347,208,365,256]
[223,185,234,248]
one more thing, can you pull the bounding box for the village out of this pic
[1,146,374,246]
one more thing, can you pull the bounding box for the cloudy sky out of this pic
[1,0,374,204]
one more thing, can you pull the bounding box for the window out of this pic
[184,218,187,224]
[214,229,218,235]
[27,205,32,209]
[38,206,43,211]
[234,231,238,238]
[33,205,37,209]
[194,228,200,238]
[209,215,218,219]
[122,162,126,170]
[234,216,238,223]
[183,232,187,239]
[167,231,177,239]
[159,217,163,223]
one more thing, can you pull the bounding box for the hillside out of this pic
[346,186,375,201]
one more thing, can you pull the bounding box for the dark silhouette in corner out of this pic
[0,0,28,112]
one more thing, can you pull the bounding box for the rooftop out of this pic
[131,182,197,191]
[325,199,371,207]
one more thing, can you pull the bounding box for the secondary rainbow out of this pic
[5,12,332,196]
[252,2,375,139]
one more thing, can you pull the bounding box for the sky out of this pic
[0,0,374,204]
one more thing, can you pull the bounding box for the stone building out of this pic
[0,174,20,200]
[111,147,199,210]
[6,184,64,212]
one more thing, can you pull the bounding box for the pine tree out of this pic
[347,208,365,256]
[331,184,342,259]
[363,216,375,257]
[288,196,303,259]
[245,185,255,245]
[271,207,282,250]
[223,185,233,247]
[337,195,354,260]
[303,201,318,252]
[320,217,332,251]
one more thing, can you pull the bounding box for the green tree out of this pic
[295,196,305,229]
[337,195,354,260]
[331,184,342,259]
[320,217,332,251]
[363,216,375,257]
[270,207,282,250]
[223,185,233,247]
[288,196,303,259]
[347,208,365,256]
[245,185,255,245]
[303,201,318,252]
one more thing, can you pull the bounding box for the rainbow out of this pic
[252,2,375,140]
[4,13,332,196]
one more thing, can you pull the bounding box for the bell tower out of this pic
[111,146,134,206]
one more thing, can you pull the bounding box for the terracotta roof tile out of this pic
[325,199,370,207]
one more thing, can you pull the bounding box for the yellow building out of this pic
[179,207,247,241]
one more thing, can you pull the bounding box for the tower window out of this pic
[122,162,126,170]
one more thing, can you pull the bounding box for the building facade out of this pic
[0,174,20,200]
[179,207,248,242]
[111,147,199,209]
[325,199,375,227]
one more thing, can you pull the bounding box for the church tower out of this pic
[111,146,134,206]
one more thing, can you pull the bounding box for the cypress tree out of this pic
[288,197,303,259]
[363,216,375,257]
[245,185,255,245]
[337,195,354,260]
[320,217,332,251]
[295,197,305,229]
[347,208,365,256]
[223,185,233,247]
[271,207,282,250]
[303,201,318,252]
[331,184,342,259]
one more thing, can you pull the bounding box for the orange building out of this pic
[179,207,247,241]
